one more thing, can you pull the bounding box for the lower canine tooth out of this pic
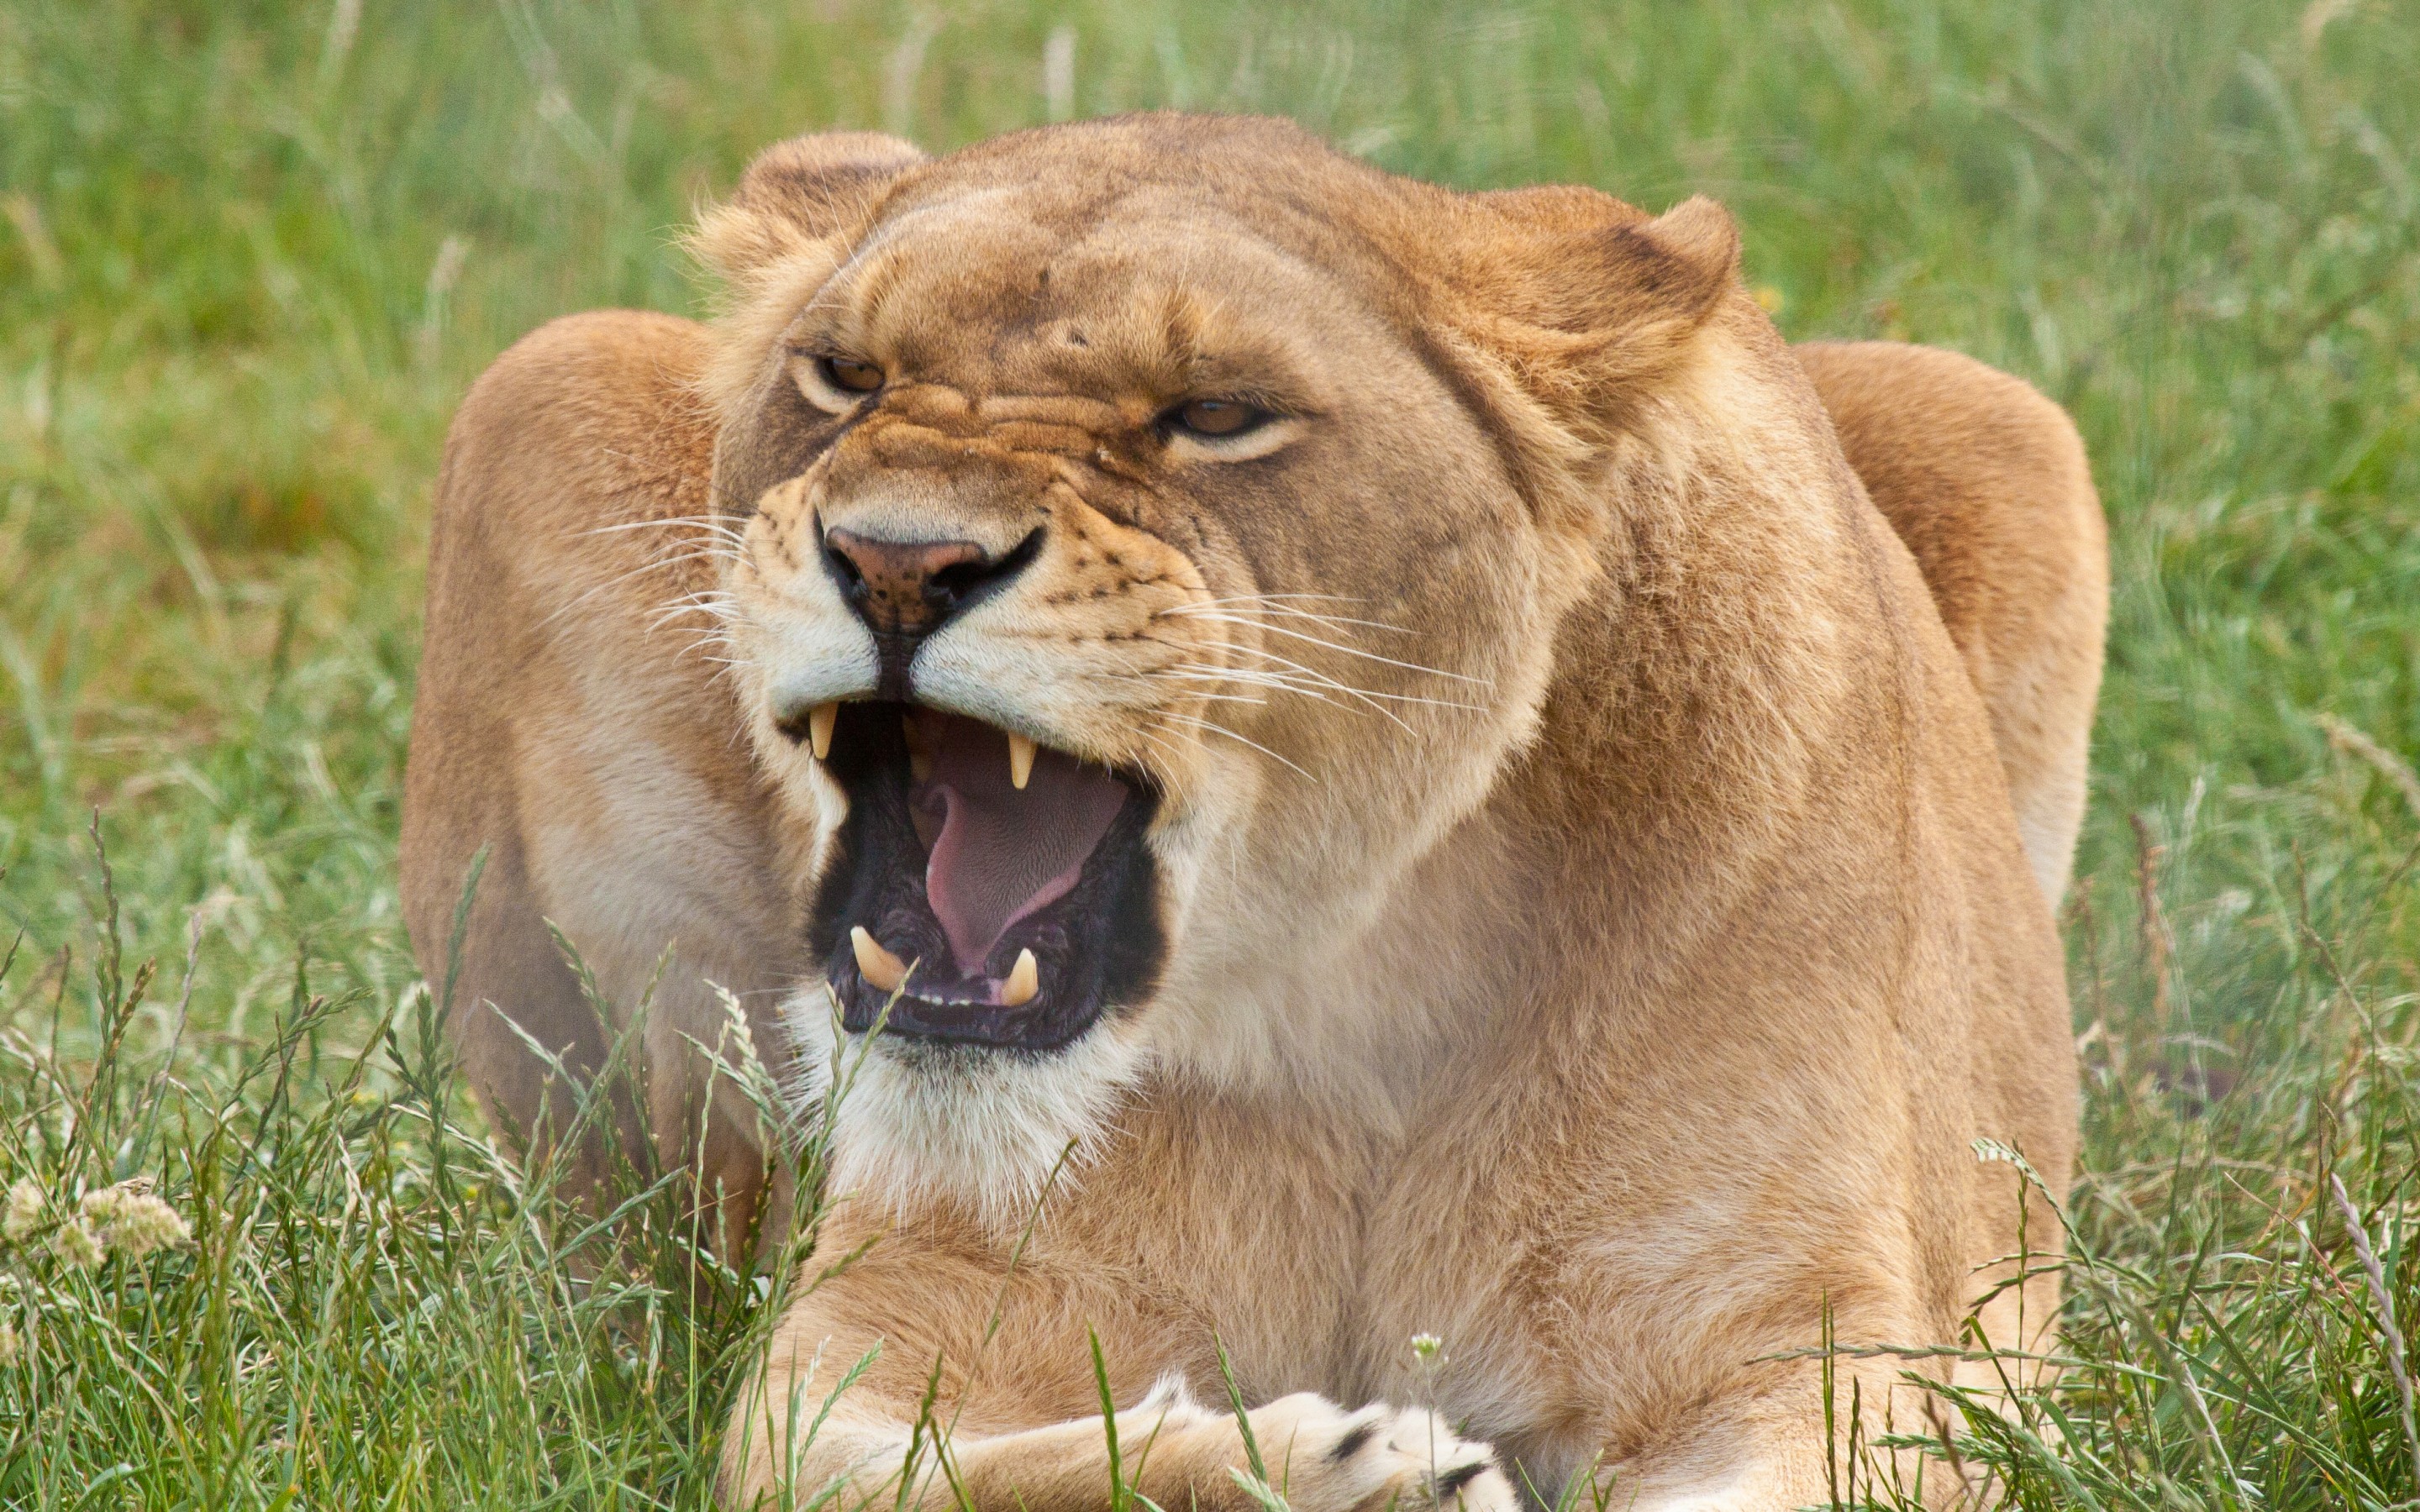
[1001,948,1039,1006]
[1007,732,1036,790]
[808,703,838,760]
[850,927,909,994]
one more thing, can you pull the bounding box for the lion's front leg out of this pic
[730,1367,1515,1512]
[723,1242,1514,1512]
[966,1386,1510,1512]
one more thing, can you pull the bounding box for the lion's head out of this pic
[691,115,1744,1215]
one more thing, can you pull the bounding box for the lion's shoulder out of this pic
[442,309,718,513]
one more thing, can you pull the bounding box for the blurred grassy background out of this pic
[3,1,2417,1506]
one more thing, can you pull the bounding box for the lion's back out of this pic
[1798,339,2107,904]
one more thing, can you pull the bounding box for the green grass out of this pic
[3,0,2417,1505]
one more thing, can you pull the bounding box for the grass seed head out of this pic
[2,1181,41,1242]
[82,1181,192,1260]
[53,1219,105,1269]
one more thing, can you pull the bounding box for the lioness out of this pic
[400,115,2103,1509]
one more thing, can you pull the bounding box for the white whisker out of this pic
[1151,711,1316,781]
[1165,640,1418,731]
[538,546,748,631]
[579,513,747,545]
[1173,592,1370,607]
[1150,660,1483,715]
[1128,726,1187,793]
[650,591,741,630]
[1158,598,1418,636]
[1169,611,1487,685]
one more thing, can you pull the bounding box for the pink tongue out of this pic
[914,713,1128,976]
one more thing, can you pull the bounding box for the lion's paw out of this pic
[1241,1394,1514,1512]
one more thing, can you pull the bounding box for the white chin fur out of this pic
[781,984,1150,1233]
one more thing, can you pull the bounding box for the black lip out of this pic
[803,701,1166,1050]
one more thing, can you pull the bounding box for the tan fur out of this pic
[1793,342,2107,903]
[399,114,2104,1509]
[400,312,813,1256]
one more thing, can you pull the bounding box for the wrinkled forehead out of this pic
[803,182,1371,402]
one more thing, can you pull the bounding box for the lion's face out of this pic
[694,118,1736,1205]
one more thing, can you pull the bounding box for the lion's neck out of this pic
[1275,344,1919,1121]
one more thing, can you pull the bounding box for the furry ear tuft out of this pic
[689,131,926,287]
[1609,196,1740,330]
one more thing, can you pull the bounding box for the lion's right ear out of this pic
[689,132,926,289]
[1428,187,1741,433]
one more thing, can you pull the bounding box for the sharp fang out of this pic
[1001,948,1039,1007]
[1007,732,1036,790]
[808,703,839,760]
[850,927,909,993]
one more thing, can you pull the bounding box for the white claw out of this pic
[808,703,838,760]
[1001,948,1039,1006]
[850,927,909,994]
[1007,732,1036,790]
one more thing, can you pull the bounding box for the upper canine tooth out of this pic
[808,703,839,760]
[1007,732,1036,790]
[850,926,909,994]
[1001,948,1039,1007]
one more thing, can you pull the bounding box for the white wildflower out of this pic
[3,1180,41,1242]
[1410,1332,1444,1364]
[53,1218,104,1268]
[82,1179,193,1260]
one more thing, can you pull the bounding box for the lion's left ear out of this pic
[1433,188,1741,420]
[689,131,928,290]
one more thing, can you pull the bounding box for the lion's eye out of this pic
[818,355,887,394]
[1167,398,1270,439]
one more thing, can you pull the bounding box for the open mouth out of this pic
[797,701,1165,1050]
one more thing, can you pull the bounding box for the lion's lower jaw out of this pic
[781,986,1151,1231]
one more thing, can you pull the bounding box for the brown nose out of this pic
[822,526,1037,639]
